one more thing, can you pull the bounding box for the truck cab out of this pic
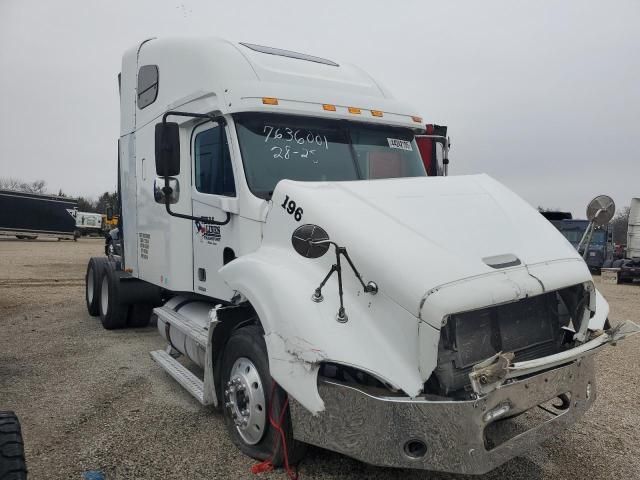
[84,37,637,475]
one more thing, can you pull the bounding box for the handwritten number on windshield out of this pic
[264,125,329,151]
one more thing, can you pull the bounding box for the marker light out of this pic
[262,97,279,105]
[322,104,336,111]
[412,116,423,123]
[371,110,383,117]
[348,107,361,114]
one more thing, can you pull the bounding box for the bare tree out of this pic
[0,177,22,191]
[611,207,630,244]
[20,180,47,194]
[0,177,47,194]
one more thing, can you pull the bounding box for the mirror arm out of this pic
[160,110,230,226]
[415,134,450,176]
[310,242,378,322]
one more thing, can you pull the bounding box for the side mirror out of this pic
[154,177,180,204]
[155,122,181,176]
[291,224,330,258]
[106,206,114,221]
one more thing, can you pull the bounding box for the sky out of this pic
[0,0,638,216]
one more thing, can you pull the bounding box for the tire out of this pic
[127,304,153,328]
[15,236,36,240]
[221,325,305,467]
[98,265,128,330]
[85,257,111,317]
[0,412,27,480]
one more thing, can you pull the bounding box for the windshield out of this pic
[561,226,606,246]
[234,113,426,199]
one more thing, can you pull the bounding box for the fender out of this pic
[219,245,427,414]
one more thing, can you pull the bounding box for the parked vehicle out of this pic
[627,198,640,259]
[552,219,612,271]
[84,37,638,475]
[101,212,119,233]
[0,190,78,241]
[606,198,640,282]
[75,212,103,237]
[540,209,614,272]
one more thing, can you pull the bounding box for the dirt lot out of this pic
[0,237,639,479]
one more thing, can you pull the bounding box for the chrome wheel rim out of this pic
[87,267,94,304]
[100,276,109,316]
[225,357,266,445]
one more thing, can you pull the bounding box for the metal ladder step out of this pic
[153,306,208,347]
[150,350,210,405]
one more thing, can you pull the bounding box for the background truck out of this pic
[608,197,640,282]
[550,218,613,272]
[0,190,78,241]
[84,37,637,475]
[74,212,103,237]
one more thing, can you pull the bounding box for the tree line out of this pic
[0,177,118,215]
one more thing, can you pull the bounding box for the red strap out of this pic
[251,380,299,480]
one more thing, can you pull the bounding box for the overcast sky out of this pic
[0,0,638,216]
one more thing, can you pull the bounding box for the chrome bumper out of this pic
[290,357,596,475]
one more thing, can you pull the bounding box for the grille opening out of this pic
[484,393,572,450]
[426,285,589,399]
[319,363,393,392]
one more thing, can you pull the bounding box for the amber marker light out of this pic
[322,104,336,111]
[412,116,423,123]
[371,110,383,117]
[348,107,361,114]
[262,97,279,105]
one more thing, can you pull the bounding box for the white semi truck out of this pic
[84,37,637,474]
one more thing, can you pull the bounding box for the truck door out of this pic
[191,122,238,300]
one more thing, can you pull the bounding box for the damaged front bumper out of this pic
[291,357,596,475]
[469,320,639,396]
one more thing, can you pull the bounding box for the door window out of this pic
[194,126,236,196]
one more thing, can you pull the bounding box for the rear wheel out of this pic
[221,325,305,467]
[85,257,110,316]
[0,411,27,480]
[99,265,128,329]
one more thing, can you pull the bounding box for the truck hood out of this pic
[222,174,601,412]
[267,174,588,323]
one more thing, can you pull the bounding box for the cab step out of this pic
[153,305,208,347]
[150,349,212,405]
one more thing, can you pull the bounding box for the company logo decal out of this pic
[195,221,221,244]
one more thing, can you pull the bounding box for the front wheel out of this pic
[221,325,305,467]
[0,411,27,480]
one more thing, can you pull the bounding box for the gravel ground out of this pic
[0,237,639,479]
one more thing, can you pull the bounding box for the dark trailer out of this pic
[0,190,78,240]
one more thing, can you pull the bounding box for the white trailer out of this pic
[627,198,640,258]
[75,211,103,236]
[84,37,638,474]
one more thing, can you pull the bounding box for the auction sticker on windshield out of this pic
[387,138,413,151]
